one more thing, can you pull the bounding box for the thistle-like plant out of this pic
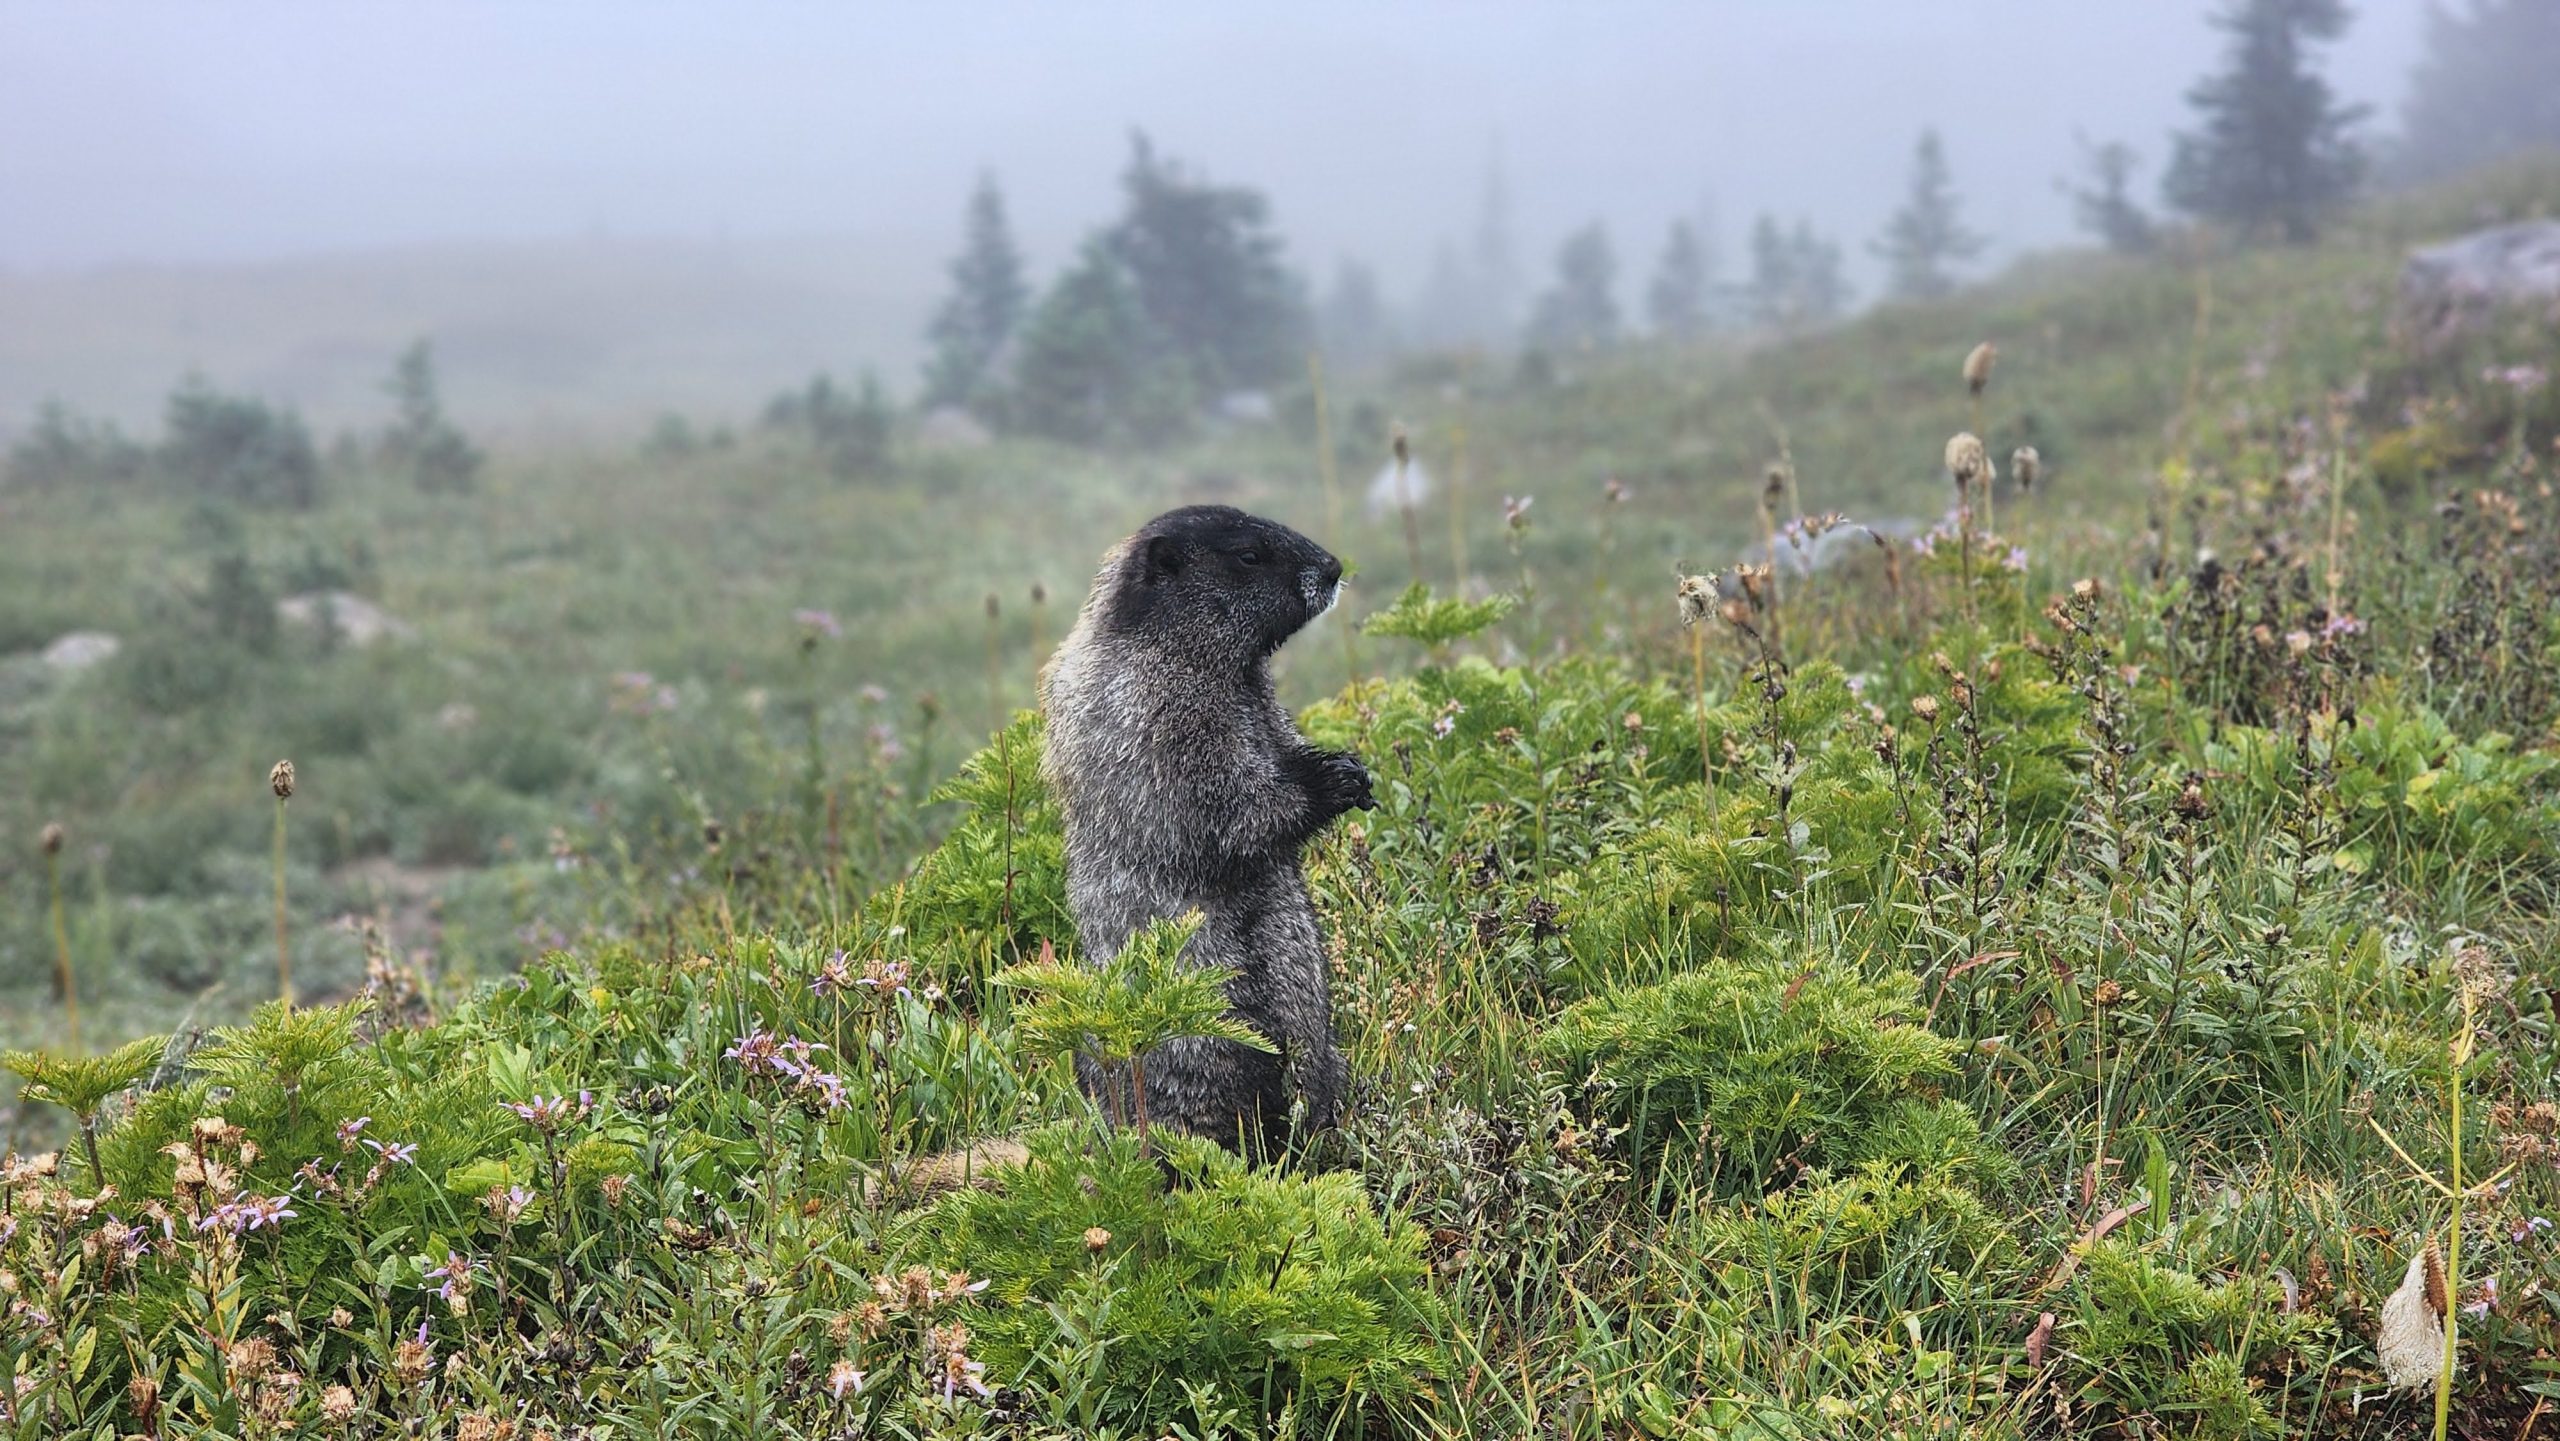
[4,1034,165,1179]
[1361,581,1517,665]
[994,913,1271,1150]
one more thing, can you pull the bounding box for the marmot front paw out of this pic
[1313,752,1376,816]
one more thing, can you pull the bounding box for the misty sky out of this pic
[3,1,2428,302]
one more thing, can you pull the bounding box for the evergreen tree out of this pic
[1790,221,1851,323]
[2065,137,2158,254]
[1009,239,1193,448]
[921,173,1031,413]
[1647,220,1710,340]
[2164,0,2366,242]
[2390,0,2560,185]
[380,340,482,494]
[1317,259,1395,370]
[1747,214,1798,330]
[1527,223,1620,351]
[1872,129,1986,300]
[1470,153,1520,340]
[1106,134,1305,396]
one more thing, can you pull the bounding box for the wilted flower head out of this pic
[335,1116,370,1150]
[1603,476,1629,505]
[39,822,63,857]
[2012,445,2040,493]
[1675,574,1715,627]
[826,1361,866,1401]
[269,760,296,800]
[2377,1241,2450,1393]
[794,608,842,641]
[1944,432,1987,486]
[1502,494,1533,529]
[1963,341,1997,396]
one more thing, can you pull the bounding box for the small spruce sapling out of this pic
[995,914,1273,1154]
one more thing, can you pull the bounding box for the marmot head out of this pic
[1100,505,1343,660]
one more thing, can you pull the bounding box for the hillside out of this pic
[0,233,941,441]
[4,162,2560,1437]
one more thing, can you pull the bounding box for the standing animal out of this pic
[1040,505,1372,1155]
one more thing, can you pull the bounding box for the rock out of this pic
[278,591,415,646]
[1214,389,1275,424]
[916,405,992,450]
[41,631,120,671]
[2397,220,2560,347]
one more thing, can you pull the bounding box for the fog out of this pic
[0,1,2429,425]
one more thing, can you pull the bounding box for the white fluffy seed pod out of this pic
[2377,1243,2450,1394]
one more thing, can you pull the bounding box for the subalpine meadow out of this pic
[4,144,2560,1437]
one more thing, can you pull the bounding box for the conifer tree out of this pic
[2164,0,2365,242]
[921,173,1030,413]
[1873,129,1986,300]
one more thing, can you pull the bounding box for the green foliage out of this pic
[1682,1158,2013,1314]
[379,339,483,494]
[922,171,1032,415]
[1527,222,1621,351]
[923,1126,1447,1434]
[1010,238,1196,448]
[1106,133,1306,396]
[1539,957,1962,1184]
[2164,0,2365,242]
[1873,129,1986,301]
[2061,1239,2333,1439]
[2,401,151,492]
[762,371,894,479]
[997,912,1272,1074]
[1357,581,1517,658]
[159,377,322,508]
[3,1034,164,1122]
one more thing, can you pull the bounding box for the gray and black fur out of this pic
[1040,505,1371,1155]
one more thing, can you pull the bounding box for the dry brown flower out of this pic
[1963,341,1997,396]
[269,760,296,800]
[1944,432,1987,486]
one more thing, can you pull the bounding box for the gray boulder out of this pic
[2397,220,2560,346]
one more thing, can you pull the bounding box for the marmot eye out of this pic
[1238,549,1265,566]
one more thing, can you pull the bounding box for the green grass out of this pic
[4,159,2560,1438]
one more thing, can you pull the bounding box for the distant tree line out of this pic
[4,342,483,505]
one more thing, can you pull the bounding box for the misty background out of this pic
[0,1,2430,435]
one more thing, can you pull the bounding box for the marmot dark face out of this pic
[1102,505,1343,659]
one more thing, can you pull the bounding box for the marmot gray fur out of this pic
[1041,505,1372,1155]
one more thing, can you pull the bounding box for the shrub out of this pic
[921,1125,1447,1434]
[1538,956,1963,1187]
[160,379,323,509]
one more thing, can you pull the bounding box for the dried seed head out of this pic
[2378,1242,2451,1393]
[40,821,63,856]
[1030,581,1047,606]
[1963,341,1997,396]
[269,760,296,800]
[1944,432,1987,487]
[2012,445,2040,493]
[1675,574,1715,627]
[1391,422,1410,468]
[1083,1226,1112,1252]
[984,593,1000,621]
[1762,462,1788,512]
[1910,694,1941,723]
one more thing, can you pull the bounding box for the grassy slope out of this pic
[2,161,2559,1437]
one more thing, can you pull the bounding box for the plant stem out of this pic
[2437,995,2471,1441]
[49,850,79,1052]
[273,795,293,1007]
[1306,352,1361,699]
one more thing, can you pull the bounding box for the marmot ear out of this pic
[1144,534,1186,582]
